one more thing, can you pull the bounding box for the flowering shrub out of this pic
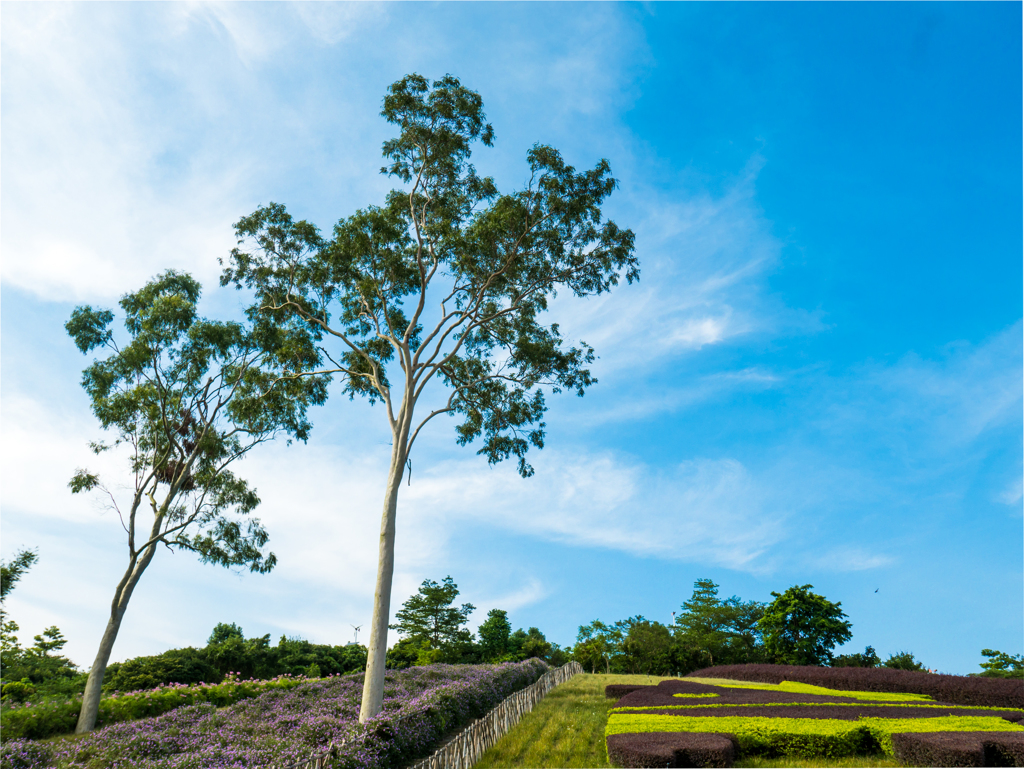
[0,659,548,769]
[0,672,321,741]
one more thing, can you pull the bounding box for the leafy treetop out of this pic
[221,73,638,477]
[758,584,852,666]
[389,576,475,648]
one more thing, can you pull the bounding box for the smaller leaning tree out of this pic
[222,73,638,722]
[66,271,326,733]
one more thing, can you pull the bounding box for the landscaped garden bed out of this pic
[604,675,1024,767]
[0,659,548,769]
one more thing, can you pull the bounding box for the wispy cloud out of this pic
[544,156,824,384]
[810,547,897,573]
[403,452,788,573]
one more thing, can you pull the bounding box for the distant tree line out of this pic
[3,564,1021,706]
[568,578,980,676]
[384,577,570,669]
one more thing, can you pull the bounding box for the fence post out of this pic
[406,661,582,769]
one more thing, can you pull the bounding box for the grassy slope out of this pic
[471,674,901,769]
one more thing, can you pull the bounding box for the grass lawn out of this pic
[471,674,902,769]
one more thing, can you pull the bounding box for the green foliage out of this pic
[102,647,220,692]
[882,650,926,672]
[0,552,83,701]
[513,627,552,661]
[478,609,513,662]
[208,622,244,645]
[620,620,673,675]
[574,620,622,674]
[758,584,853,666]
[66,270,329,577]
[390,576,476,651]
[223,73,638,480]
[978,648,1024,678]
[0,680,35,703]
[0,551,37,606]
[101,626,369,690]
[832,646,881,668]
[386,636,422,670]
[673,579,767,671]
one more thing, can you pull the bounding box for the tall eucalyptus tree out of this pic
[66,271,326,732]
[222,73,638,722]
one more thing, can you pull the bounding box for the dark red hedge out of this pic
[607,732,737,768]
[890,731,1024,767]
[616,705,1023,722]
[607,684,655,699]
[614,679,868,708]
[687,664,1024,709]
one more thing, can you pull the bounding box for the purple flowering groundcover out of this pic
[0,659,548,769]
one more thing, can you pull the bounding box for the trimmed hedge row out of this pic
[606,684,653,700]
[615,679,930,707]
[613,704,1023,721]
[687,664,1024,709]
[606,714,1024,759]
[605,678,1024,767]
[890,731,1024,767]
[607,732,737,768]
[709,680,937,703]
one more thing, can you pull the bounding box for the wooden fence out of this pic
[407,660,583,769]
[262,661,583,769]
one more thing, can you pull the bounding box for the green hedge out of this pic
[707,680,936,703]
[0,673,325,741]
[616,701,1024,713]
[605,714,1024,759]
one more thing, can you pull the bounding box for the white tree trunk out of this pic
[75,548,153,733]
[359,442,407,723]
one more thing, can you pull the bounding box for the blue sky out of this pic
[1,2,1020,676]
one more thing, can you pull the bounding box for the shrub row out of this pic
[606,684,654,700]
[606,732,737,768]
[0,672,318,741]
[0,660,550,769]
[709,679,937,703]
[613,679,928,708]
[890,731,1024,767]
[613,704,1023,721]
[687,664,1024,709]
[605,714,1024,760]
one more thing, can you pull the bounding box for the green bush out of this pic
[832,646,881,668]
[978,649,1024,679]
[103,646,220,692]
[882,651,926,672]
[0,681,35,703]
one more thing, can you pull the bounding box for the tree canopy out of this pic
[66,270,326,732]
[758,584,852,666]
[221,73,637,722]
[389,576,475,649]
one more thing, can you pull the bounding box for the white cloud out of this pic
[403,452,787,572]
[997,477,1023,507]
[810,547,897,573]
